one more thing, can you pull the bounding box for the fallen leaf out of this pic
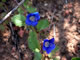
[18,28,24,38]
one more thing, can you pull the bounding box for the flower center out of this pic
[30,16,35,21]
[45,42,49,47]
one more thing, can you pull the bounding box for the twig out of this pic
[65,0,68,4]
[53,24,56,38]
[9,22,22,60]
[0,0,25,24]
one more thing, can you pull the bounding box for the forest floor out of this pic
[0,0,80,60]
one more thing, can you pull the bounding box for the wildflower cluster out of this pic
[25,12,55,54]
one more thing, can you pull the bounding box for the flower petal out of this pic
[43,39,49,50]
[34,12,40,21]
[25,19,32,25]
[31,21,38,26]
[43,38,55,54]
[26,13,33,20]
[46,44,55,54]
[25,12,40,26]
[49,38,55,43]
[46,48,52,54]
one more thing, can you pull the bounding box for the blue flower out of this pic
[25,12,40,26]
[43,38,55,54]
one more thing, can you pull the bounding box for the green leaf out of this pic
[28,30,40,51]
[23,0,37,13]
[0,25,5,31]
[37,19,49,31]
[2,0,6,2]
[0,2,3,7]
[25,0,29,3]
[11,14,26,27]
[52,46,59,53]
[26,5,37,13]
[71,57,80,60]
[48,46,59,58]
[53,58,59,60]
[23,0,29,7]
[34,52,42,60]
[18,8,24,14]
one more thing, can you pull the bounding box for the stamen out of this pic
[30,16,35,21]
[45,42,49,47]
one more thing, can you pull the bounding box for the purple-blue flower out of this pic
[25,12,40,26]
[43,38,55,54]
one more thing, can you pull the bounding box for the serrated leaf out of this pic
[37,19,49,31]
[11,14,26,27]
[0,25,5,31]
[26,5,37,13]
[18,8,24,14]
[28,30,40,51]
[71,57,80,60]
[34,52,42,60]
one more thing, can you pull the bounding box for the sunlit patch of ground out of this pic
[46,1,80,60]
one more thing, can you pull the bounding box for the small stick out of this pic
[53,24,56,38]
[65,0,68,4]
[0,0,25,24]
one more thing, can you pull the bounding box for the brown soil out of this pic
[0,0,80,60]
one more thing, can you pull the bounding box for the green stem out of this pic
[31,26,37,32]
[42,54,44,60]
